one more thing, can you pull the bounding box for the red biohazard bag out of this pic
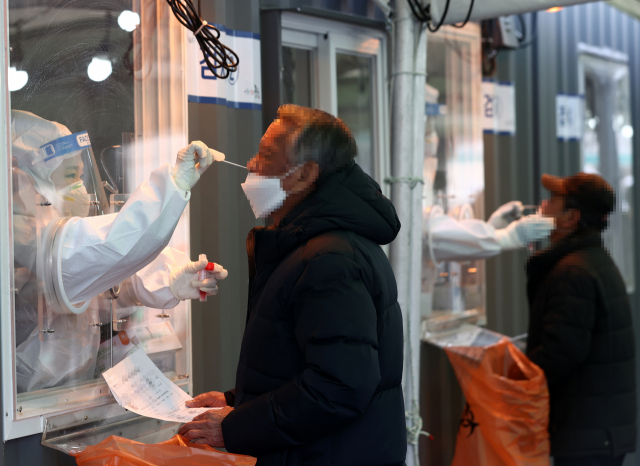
[445,339,550,466]
[72,434,256,466]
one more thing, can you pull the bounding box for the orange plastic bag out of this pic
[71,434,256,466]
[445,339,550,466]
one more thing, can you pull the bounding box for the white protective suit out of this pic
[425,201,555,263]
[11,110,225,392]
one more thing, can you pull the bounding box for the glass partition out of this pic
[420,23,485,335]
[336,53,376,178]
[282,46,313,108]
[579,52,635,294]
[8,0,190,423]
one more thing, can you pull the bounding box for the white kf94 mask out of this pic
[241,165,301,219]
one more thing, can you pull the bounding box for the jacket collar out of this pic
[249,163,353,269]
[526,229,602,284]
[249,161,400,270]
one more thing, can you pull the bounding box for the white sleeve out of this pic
[118,247,190,309]
[60,164,189,304]
[430,214,502,262]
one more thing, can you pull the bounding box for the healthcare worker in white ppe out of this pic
[425,200,555,263]
[11,109,226,392]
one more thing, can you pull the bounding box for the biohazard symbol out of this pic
[460,403,479,437]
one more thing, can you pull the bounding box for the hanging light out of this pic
[546,7,563,13]
[118,10,140,32]
[621,125,634,139]
[87,56,112,82]
[8,66,28,91]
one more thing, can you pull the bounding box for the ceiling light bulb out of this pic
[621,125,634,139]
[87,57,112,82]
[8,67,28,91]
[118,10,140,32]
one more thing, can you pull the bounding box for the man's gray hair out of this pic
[277,104,357,178]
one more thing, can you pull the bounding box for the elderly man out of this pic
[527,173,636,466]
[179,105,406,465]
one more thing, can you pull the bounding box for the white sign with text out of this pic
[556,94,584,141]
[186,25,262,110]
[482,80,516,135]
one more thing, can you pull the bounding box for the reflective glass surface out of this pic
[420,24,485,332]
[336,53,375,178]
[581,54,635,293]
[9,0,190,417]
[282,46,313,108]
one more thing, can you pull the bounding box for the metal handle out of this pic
[109,284,121,300]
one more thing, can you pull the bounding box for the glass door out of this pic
[281,12,389,189]
[579,50,635,294]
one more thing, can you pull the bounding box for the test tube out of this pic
[198,254,216,302]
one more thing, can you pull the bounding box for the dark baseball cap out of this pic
[542,172,616,229]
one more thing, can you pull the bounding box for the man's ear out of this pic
[289,162,320,195]
[566,208,581,231]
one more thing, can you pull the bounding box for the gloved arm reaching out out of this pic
[173,141,225,192]
[62,141,225,304]
[487,201,524,230]
[428,205,555,262]
[117,248,229,309]
[169,255,228,301]
[495,214,555,251]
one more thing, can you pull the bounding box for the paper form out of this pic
[102,350,217,423]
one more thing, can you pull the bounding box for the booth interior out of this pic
[1,0,640,465]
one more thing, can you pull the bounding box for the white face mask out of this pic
[57,180,91,217]
[241,166,301,219]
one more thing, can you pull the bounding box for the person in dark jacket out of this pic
[526,172,636,466]
[179,104,407,465]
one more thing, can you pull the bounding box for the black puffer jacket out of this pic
[526,230,636,458]
[221,162,406,466]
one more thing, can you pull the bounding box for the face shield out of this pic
[32,131,109,217]
[11,110,109,219]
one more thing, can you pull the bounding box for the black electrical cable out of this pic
[166,0,239,79]
[452,0,475,28]
[426,0,451,32]
[516,14,526,41]
[406,0,474,33]
[406,0,429,23]
[518,12,538,49]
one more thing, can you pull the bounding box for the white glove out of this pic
[172,141,225,192]
[488,201,524,230]
[495,214,555,251]
[169,256,229,300]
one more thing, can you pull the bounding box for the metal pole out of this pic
[389,1,427,465]
[110,299,114,369]
[409,22,428,466]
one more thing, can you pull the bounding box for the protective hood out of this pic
[11,110,73,197]
[11,110,72,163]
[11,109,105,218]
[267,162,401,259]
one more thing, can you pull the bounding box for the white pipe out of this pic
[389,1,427,465]
[430,0,596,25]
[371,0,392,17]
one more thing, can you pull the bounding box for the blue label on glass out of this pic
[40,131,91,162]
